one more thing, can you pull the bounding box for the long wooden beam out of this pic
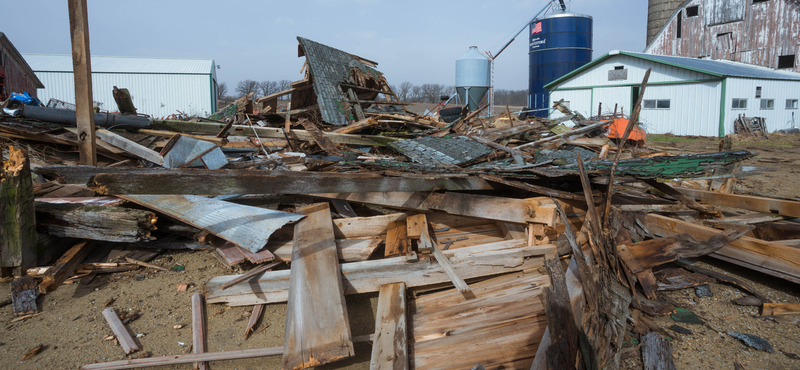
[149,120,399,146]
[309,192,571,227]
[644,213,800,284]
[670,186,800,218]
[370,283,408,370]
[89,172,495,196]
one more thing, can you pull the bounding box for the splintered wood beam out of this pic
[102,308,140,354]
[405,214,427,240]
[645,213,800,284]
[81,346,283,370]
[668,186,800,218]
[39,240,95,294]
[542,258,579,370]
[192,293,208,370]
[244,304,265,339]
[68,0,97,166]
[1,146,38,276]
[283,203,354,369]
[89,172,494,195]
[221,261,283,290]
[370,283,408,370]
[643,179,714,213]
[641,332,676,370]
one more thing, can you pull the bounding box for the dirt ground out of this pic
[1,133,800,370]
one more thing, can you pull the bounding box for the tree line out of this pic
[219,80,528,106]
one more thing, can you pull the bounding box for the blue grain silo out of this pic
[528,12,593,117]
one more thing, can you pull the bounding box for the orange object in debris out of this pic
[605,118,647,145]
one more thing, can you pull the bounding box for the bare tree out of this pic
[235,79,259,97]
[411,85,423,103]
[397,81,414,102]
[420,83,446,103]
[277,80,292,100]
[258,80,278,97]
[217,82,228,99]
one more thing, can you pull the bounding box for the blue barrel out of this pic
[528,13,593,117]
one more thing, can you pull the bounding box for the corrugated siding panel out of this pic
[548,89,592,119]
[22,54,213,74]
[637,82,721,136]
[594,87,632,116]
[556,55,715,89]
[725,78,800,132]
[35,72,213,117]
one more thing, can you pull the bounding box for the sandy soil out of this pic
[1,133,799,370]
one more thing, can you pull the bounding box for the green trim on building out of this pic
[719,78,727,138]
[550,78,722,91]
[590,88,594,115]
[619,52,725,78]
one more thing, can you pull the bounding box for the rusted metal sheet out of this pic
[645,0,800,73]
[120,194,304,253]
[34,197,123,206]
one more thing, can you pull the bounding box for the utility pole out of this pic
[68,0,97,166]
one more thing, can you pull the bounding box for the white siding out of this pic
[35,72,214,118]
[549,89,592,119]
[555,54,717,89]
[724,78,800,132]
[593,87,632,116]
[636,81,722,136]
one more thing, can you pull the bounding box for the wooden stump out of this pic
[1,146,37,277]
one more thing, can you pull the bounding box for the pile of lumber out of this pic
[2,39,800,370]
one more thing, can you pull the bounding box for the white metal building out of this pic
[546,51,800,136]
[22,54,218,118]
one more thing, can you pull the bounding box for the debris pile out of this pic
[2,37,800,370]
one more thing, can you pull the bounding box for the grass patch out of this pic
[648,134,716,143]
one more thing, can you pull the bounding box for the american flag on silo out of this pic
[531,22,543,34]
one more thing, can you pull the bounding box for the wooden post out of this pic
[1,146,37,277]
[370,283,408,370]
[68,0,97,166]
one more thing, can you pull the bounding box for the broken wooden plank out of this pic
[706,213,787,226]
[244,304,265,339]
[762,302,800,316]
[309,192,572,227]
[95,129,164,166]
[1,146,38,276]
[542,257,579,370]
[385,221,409,258]
[645,213,800,283]
[370,283,408,370]
[406,214,427,240]
[192,293,208,370]
[478,174,585,201]
[102,308,140,354]
[35,203,156,242]
[205,242,554,306]
[39,240,95,294]
[92,173,495,195]
[297,118,343,156]
[82,346,283,370]
[644,179,714,213]
[668,186,800,218]
[283,203,354,369]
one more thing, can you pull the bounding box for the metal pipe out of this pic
[21,105,151,128]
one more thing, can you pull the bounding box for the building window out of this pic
[686,6,699,17]
[755,86,762,98]
[677,11,682,39]
[752,0,769,3]
[778,55,796,69]
[732,98,748,109]
[760,99,775,110]
[614,66,624,70]
[644,99,671,109]
[788,99,799,109]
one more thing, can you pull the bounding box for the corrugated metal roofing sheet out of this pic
[21,54,213,74]
[623,51,800,81]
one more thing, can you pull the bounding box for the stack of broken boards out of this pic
[205,202,558,370]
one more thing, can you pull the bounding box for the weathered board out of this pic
[282,203,354,369]
[370,283,408,370]
[409,271,550,370]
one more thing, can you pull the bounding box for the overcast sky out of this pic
[2,0,647,91]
